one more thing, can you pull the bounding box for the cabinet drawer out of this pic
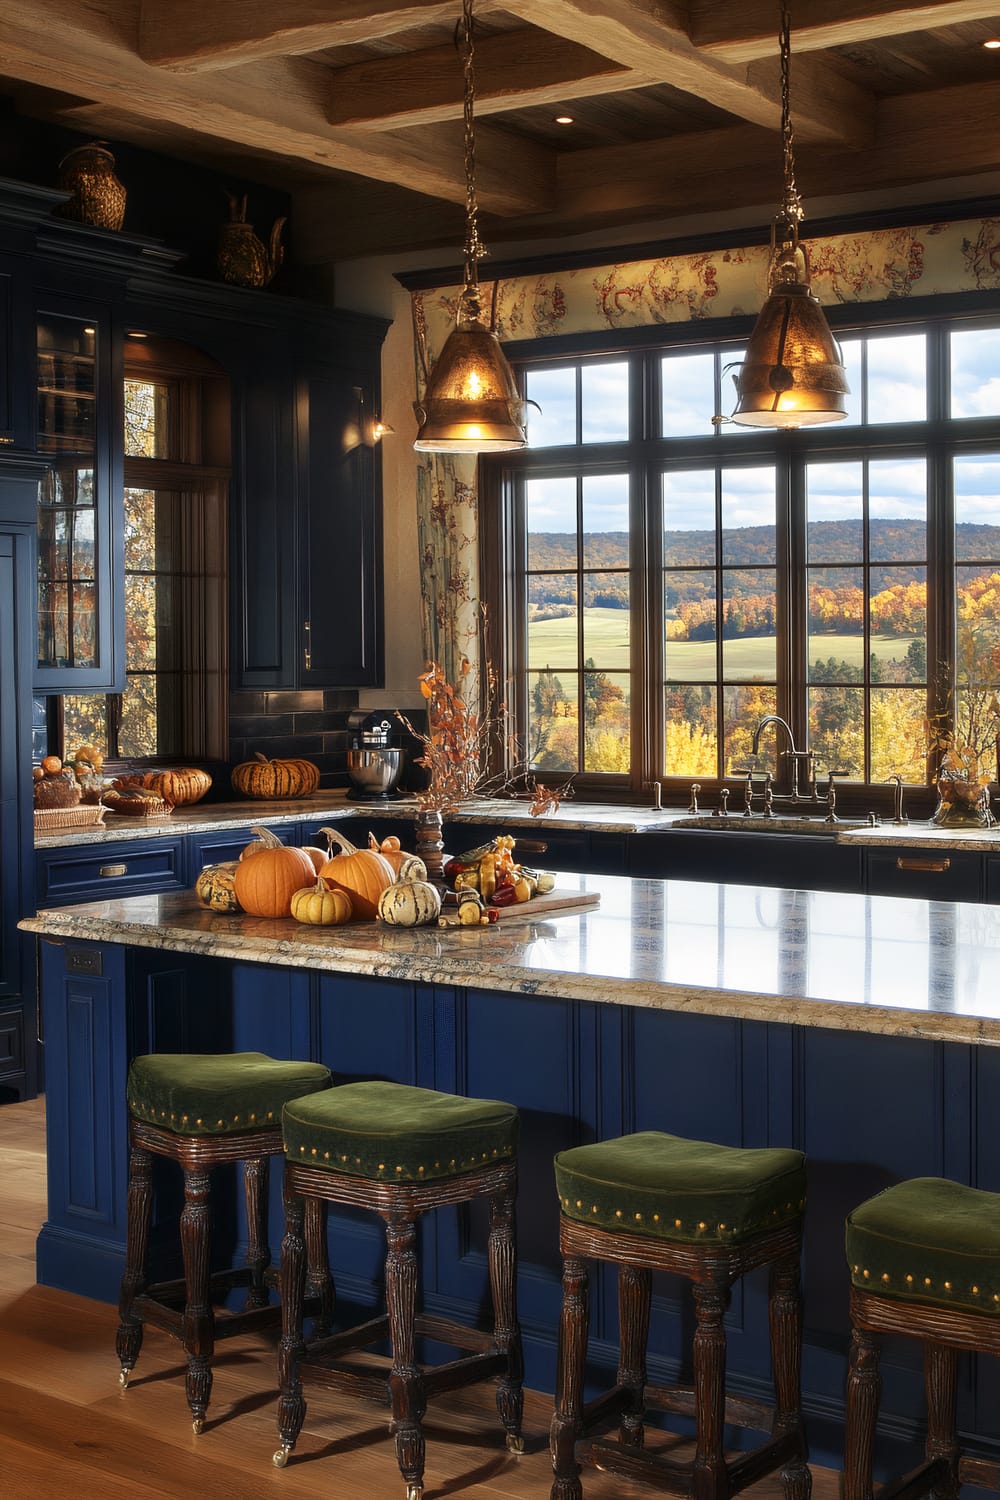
[865,848,982,902]
[187,824,299,879]
[37,837,187,906]
[0,1004,25,1080]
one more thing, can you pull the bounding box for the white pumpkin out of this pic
[377,880,442,928]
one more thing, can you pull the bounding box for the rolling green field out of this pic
[529,609,920,681]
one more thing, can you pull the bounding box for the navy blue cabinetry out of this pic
[629,829,864,894]
[0,458,47,1100]
[35,835,187,907]
[185,822,299,878]
[865,845,982,901]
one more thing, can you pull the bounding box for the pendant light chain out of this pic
[460,0,484,298]
[778,0,802,230]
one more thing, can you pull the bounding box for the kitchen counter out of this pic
[24,871,1000,1470]
[21,874,1000,1046]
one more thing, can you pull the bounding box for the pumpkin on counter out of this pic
[233,827,316,916]
[377,880,441,928]
[368,832,426,883]
[194,861,242,914]
[143,766,212,807]
[317,827,395,920]
[231,752,320,800]
[290,876,353,927]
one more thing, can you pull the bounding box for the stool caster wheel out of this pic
[505,1433,525,1455]
[192,1417,205,1435]
[405,1486,423,1500]
[273,1445,292,1469]
[118,1368,130,1390]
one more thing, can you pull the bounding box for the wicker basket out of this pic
[101,795,173,819]
[34,804,107,832]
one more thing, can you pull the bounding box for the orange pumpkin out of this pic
[233,827,316,917]
[231,753,320,800]
[144,767,212,806]
[300,845,328,875]
[317,827,395,921]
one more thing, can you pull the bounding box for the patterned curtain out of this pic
[411,214,1000,678]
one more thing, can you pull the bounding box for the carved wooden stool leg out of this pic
[769,1252,811,1500]
[549,1255,589,1500]
[925,1344,960,1500]
[242,1155,271,1311]
[180,1165,214,1434]
[618,1264,651,1449]
[303,1195,334,1338]
[116,1137,153,1388]
[385,1207,426,1500]
[273,1178,307,1469]
[489,1182,525,1453]
[691,1277,732,1500]
[843,1325,881,1500]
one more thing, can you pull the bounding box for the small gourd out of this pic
[194,860,242,914]
[233,826,316,917]
[290,875,353,927]
[317,827,395,920]
[377,879,442,928]
[368,832,426,883]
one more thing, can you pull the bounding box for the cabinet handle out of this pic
[304,619,311,672]
[99,863,127,878]
[896,856,950,873]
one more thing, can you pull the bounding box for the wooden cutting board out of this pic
[490,887,600,922]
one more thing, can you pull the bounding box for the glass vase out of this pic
[931,778,994,829]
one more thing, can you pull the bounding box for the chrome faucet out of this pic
[750,715,814,799]
[884,775,908,825]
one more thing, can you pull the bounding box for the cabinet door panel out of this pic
[865,847,981,901]
[34,296,124,693]
[298,371,381,688]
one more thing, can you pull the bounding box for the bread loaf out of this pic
[33,770,82,809]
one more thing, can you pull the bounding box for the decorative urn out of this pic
[56,142,126,232]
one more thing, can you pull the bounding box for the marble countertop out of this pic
[21,874,1000,1047]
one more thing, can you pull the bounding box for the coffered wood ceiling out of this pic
[4,1,1000,261]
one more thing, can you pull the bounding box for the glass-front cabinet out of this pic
[34,300,123,693]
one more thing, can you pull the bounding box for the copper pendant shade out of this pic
[732,2,848,430]
[413,0,529,453]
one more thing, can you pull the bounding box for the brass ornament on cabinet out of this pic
[56,142,126,232]
[216,193,286,289]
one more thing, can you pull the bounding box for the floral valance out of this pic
[411,214,1000,677]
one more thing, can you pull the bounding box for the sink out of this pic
[671,815,874,836]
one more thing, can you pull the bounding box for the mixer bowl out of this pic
[346,746,404,795]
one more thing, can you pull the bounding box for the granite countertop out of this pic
[33,794,681,848]
[20,874,1000,1047]
[34,792,1000,851]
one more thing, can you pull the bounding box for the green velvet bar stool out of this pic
[844,1177,1000,1499]
[273,1079,524,1500]
[549,1131,810,1500]
[116,1050,333,1432]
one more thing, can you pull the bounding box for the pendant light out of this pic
[731,0,849,428]
[413,0,530,452]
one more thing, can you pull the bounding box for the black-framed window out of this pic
[482,307,1000,803]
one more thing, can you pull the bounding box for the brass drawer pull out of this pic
[895,856,950,873]
[99,863,127,878]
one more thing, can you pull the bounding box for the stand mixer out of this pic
[345,710,407,801]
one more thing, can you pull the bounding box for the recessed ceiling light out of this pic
[554,114,574,125]
[984,37,1000,48]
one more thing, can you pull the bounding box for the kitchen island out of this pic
[20,873,1000,1473]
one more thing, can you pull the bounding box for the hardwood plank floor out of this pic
[0,1096,840,1499]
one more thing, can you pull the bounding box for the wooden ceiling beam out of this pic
[555,73,1000,222]
[693,1,1000,64]
[2,0,553,214]
[502,0,875,146]
[328,29,645,130]
[137,0,489,72]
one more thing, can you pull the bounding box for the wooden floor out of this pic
[0,1095,840,1499]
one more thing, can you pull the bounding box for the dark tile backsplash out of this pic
[227,688,359,791]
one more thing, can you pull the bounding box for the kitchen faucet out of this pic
[749,715,815,800]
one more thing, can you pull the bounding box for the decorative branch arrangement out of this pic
[401,655,573,817]
[925,627,1000,789]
